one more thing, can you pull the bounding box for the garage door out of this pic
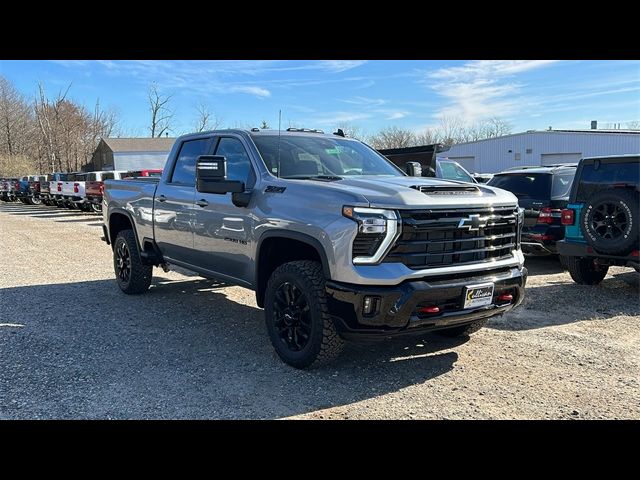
[449,156,475,172]
[541,153,582,166]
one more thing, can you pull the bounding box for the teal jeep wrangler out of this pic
[558,154,639,285]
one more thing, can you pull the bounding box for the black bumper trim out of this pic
[326,266,527,340]
[557,241,639,268]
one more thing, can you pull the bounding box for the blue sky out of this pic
[1,60,638,136]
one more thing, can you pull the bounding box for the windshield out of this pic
[251,135,403,178]
[488,173,552,199]
[437,161,475,183]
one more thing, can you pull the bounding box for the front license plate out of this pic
[463,283,494,309]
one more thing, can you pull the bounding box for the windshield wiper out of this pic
[309,175,343,181]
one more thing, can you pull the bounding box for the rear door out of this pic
[154,137,214,264]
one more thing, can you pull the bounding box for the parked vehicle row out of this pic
[0,169,162,212]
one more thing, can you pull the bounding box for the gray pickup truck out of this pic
[103,128,527,368]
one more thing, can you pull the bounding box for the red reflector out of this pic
[587,246,594,253]
[632,250,639,257]
[74,182,79,193]
[419,306,440,314]
[57,183,62,191]
[561,209,575,226]
[497,294,513,302]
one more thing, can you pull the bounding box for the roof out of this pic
[496,165,578,175]
[448,129,640,147]
[102,137,176,152]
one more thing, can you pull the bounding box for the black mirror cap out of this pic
[405,161,422,177]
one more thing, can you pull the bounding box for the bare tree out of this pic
[368,126,415,149]
[414,128,440,146]
[0,76,35,158]
[334,122,367,141]
[260,120,269,129]
[148,83,173,137]
[193,103,221,132]
[626,120,640,130]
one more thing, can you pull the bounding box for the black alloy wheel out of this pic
[115,240,131,284]
[273,281,312,352]
[590,202,628,240]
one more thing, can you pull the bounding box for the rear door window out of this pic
[170,138,213,185]
[551,172,575,199]
[488,173,552,199]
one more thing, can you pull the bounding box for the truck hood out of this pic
[302,176,518,209]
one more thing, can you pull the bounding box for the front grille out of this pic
[353,233,385,257]
[384,207,518,269]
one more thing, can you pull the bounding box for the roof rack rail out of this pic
[285,127,324,134]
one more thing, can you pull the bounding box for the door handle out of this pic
[157,195,167,203]
[196,199,209,207]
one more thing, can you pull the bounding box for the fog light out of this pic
[363,296,380,315]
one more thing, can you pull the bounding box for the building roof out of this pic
[448,129,640,147]
[102,137,176,152]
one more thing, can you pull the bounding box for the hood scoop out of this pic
[411,185,481,195]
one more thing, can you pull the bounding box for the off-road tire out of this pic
[434,318,488,337]
[264,260,344,369]
[113,229,152,294]
[565,256,609,285]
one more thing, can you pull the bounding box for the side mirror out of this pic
[405,161,422,177]
[196,155,244,194]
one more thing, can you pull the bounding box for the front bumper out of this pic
[326,266,527,340]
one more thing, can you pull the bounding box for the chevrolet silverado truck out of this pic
[103,129,527,368]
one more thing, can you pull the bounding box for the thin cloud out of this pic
[313,112,372,125]
[385,111,409,120]
[427,60,560,123]
[318,60,367,72]
[228,86,271,97]
[342,96,386,106]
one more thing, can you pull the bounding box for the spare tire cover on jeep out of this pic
[580,189,639,255]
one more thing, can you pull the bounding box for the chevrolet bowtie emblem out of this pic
[458,214,487,231]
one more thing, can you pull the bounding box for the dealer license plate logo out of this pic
[463,284,494,309]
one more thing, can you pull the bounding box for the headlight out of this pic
[343,206,399,264]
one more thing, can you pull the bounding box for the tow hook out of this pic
[160,263,170,273]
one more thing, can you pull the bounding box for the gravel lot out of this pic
[1,201,638,419]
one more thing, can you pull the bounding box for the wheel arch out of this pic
[255,230,330,308]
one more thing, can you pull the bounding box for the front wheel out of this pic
[565,256,609,285]
[264,260,344,369]
[434,319,488,337]
[113,229,152,294]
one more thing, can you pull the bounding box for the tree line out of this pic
[3,74,638,176]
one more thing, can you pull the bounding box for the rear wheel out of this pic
[91,203,102,213]
[264,260,344,368]
[30,196,42,205]
[433,318,487,337]
[565,256,609,285]
[113,229,152,294]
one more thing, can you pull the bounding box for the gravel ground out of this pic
[1,201,638,419]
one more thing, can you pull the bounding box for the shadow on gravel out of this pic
[489,269,640,331]
[523,255,564,275]
[0,276,460,419]
[0,203,98,220]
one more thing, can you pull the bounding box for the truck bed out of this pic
[103,178,160,243]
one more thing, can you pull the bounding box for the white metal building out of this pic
[439,129,640,174]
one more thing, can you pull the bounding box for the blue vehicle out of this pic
[557,155,639,284]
